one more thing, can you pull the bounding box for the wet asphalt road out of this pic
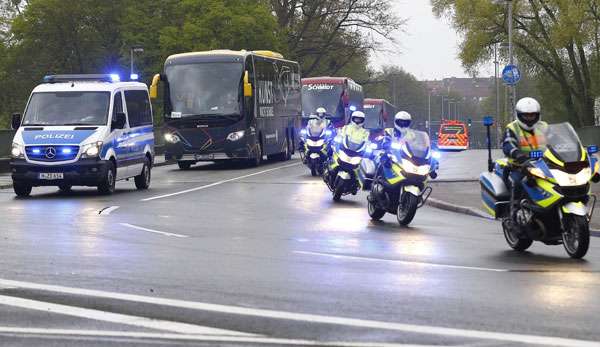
[0,157,599,346]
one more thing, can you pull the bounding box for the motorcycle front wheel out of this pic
[502,218,533,251]
[397,193,418,226]
[562,215,590,259]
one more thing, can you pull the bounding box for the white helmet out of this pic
[316,107,327,119]
[515,97,541,131]
[350,111,366,127]
[394,111,412,133]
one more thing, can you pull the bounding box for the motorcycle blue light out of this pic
[325,130,332,136]
[432,151,441,159]
[300,129,307,135]
[334,137,342,144]
[349,105,357,112]
[370,143,378,150]
[391,142,402,150]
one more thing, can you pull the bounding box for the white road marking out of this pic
[119,223,188,238]
[99,206,120,215]
[294,251,508,273]
[0,278,597,347]
[0,327,439,347]
[142,162,301,201]
[0,295,253,336]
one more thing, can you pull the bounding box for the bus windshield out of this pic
[363,105,382,129]
[301,84,344,118]
[22,92,110,126]
[166,63,243,117]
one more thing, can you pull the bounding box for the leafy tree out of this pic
[432,0,600,127]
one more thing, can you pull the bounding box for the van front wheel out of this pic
[13,182,32,197]
[98,161,116,195]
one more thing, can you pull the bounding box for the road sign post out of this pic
[483,116,495,172]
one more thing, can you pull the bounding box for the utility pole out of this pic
[130,46,144,80]
[427,91,432,138]
[494,44,501,147]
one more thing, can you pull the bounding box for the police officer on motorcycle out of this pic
[338,110,370,139]
[503,97,548,199]
[384,111,413,140]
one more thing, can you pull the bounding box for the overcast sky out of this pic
[370,1,492,80]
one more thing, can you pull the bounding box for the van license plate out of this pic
[39,173,63,180]
[195,154,213,160]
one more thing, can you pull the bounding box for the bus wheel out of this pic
[249,142,262,167]
[278,136,291,161]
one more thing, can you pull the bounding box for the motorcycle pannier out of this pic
[359,158,376,190]
[480,171,510,218]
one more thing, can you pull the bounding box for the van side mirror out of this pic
[112,112,126,130]
[150,74,160,99]
[243,71,253,97]
[11,113,21,130]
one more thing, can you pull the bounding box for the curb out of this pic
[432,179,479,183]
[0,183,11,190]
[426,198,493,220]
[426,197,600,237]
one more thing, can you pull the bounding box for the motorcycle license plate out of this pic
[39,173,63,180]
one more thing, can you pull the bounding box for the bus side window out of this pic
[245,56,255,120]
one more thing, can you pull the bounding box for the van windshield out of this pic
[22,92,110,126]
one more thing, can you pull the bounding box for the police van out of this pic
[10,74,154,196]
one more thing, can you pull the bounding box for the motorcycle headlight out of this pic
[401,159,430,176]
[550,168,592,186]
[164,133,181,144]
[11,143,24,159]
[227,130,245,141]
[81,141,103,158]
[338,150,362,165]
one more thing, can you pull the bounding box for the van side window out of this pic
[124,90,152,127]
[112,91,123,123]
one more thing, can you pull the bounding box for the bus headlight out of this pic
[164,133,181,144]
[227,130,245,141]
[81,141,103,158]
[11,143,24,159]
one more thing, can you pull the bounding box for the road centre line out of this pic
[0,295,253,336]
[294,251,508,273]
[99,206,120,215]
[0,278,597,347]
[0,327,441,347]
[120,223,188,238]
[142,162,301,201]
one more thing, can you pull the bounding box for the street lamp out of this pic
[130,46,144,80]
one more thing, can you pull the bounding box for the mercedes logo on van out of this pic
[45,147,57,159]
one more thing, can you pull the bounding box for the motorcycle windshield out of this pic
[308,120,326,137]
[544,123,583,163]
[405,131,431,159]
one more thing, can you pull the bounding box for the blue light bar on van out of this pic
[130,73,139,81]
[110,74,120,82]
[42,74,121,83]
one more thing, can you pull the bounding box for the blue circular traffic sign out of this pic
[502,64,521,85]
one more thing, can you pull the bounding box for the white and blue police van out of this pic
[10,74,154,196]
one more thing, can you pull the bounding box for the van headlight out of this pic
[81,141,103,158]
[227,130,245,141]
[164,133,181,144]
[11,143,24,159]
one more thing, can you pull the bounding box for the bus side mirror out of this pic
[243,71,253,97]
[11,113,21,130]
[149,74,160,99]
[112,112,126,130]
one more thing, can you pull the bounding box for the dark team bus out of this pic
[301,77,363,128]
[363,98,398,140]
[150,50,301,169]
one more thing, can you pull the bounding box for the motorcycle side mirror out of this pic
[11,113,22,130]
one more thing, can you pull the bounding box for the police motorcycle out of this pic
[323,127,370,202]
[480,122,600,259]
[366,130,438,226]
[300,116,335,176]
